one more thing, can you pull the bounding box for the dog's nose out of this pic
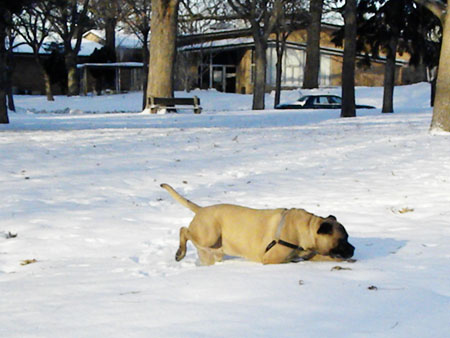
[346,243,355,258]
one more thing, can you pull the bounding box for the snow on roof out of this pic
[12,35,59,54]
[13,37,104,56]
[77,62,144,68]
[13,28,140,56]
[83,29,143,49]
[179,37,254,51]
[77,39,105,56]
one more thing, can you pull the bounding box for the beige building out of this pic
[176,24,425,94]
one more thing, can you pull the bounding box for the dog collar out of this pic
[265,209,305,253]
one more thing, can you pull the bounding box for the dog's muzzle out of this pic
[330,240,355,259]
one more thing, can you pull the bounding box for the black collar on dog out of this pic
[265,210,305,253]
[265,239,304,253]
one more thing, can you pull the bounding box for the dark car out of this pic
[275,94,375,110]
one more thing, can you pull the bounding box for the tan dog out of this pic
[161,184,354,265]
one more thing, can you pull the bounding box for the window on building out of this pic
[319,55,331,86]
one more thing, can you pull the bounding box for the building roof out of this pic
[179,28,408,66]
[77,62,144,69]
[179,37,254,52]
[12,37,104,56]
[83,30,143,49]
[12,28,142,57]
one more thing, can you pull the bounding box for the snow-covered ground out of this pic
[1,83,449,337]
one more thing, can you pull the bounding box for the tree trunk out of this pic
[6,52,15,111]
[274,48,283,108]
[303,0,323,89]
[252,39,267,110]
[146,0,179,106]
[105,17,117,61]
[341,0,357,118]
[142,44,149,110]
[43,71,54,101]
[0,90,6,124]
[35,57,54,101]
[431,77,436,107]
[65,52,79,96]
[274,33,285,108]
[382,35,398,113]
[0,19,8,124]
[430,4,450,132]
[6,85,14,112]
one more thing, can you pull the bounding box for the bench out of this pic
[148,96,202,114]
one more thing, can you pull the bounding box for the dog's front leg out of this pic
[193,246,223,266]
[307,254,345,262]
[262,245,295,264]
[286,250,316,263]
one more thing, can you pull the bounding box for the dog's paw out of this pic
[175,248,185,262]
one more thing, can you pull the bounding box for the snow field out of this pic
[1,82,450,337]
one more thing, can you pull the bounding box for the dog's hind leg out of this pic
[175,227,190,261]
[176,229,224,265]
[176,215,223,264]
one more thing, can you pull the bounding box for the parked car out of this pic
[275,94,375,110]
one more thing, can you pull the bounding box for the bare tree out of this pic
[227,0,284,110]
[145,0,180,105]
[143,0,236,109]
[341,0,357,118]
[0,20,7,123]
[13,4,55,101]
[359,0,403,114]
[303,0,323,89]
[181,0,308,109]
[90,0,127,60]
[6,27,18,111]
[273,1,309,107]
[179,0,231,34]
[44,0,93,96]
[1,0,34,123]
[413,0,450,132]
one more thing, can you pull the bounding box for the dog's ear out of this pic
[317,222,333,235]
[327,215,337,220]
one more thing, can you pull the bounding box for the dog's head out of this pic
[314,215,354,259]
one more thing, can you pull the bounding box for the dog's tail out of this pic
[160,183,201,213]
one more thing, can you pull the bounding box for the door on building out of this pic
[212,65,236,92]
[200,64,236,92]
[198,49,239,93]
